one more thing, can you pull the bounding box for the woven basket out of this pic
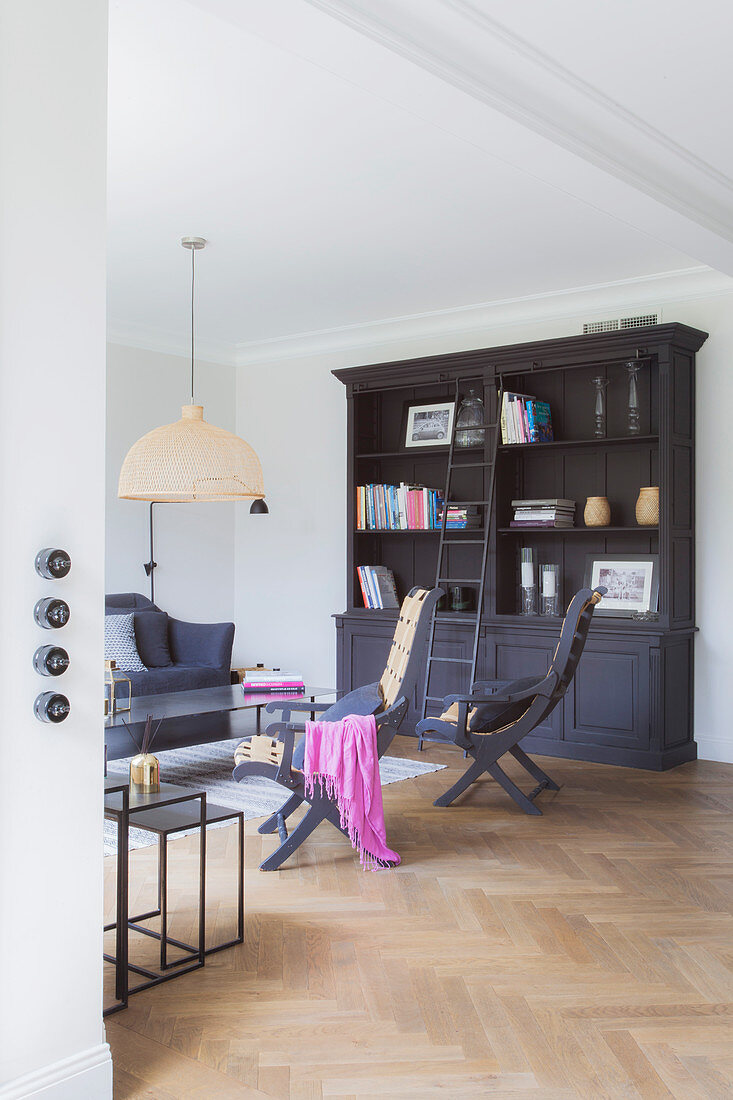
[118,405,265,502]
[635,486,659,526]
[584,496,610,527]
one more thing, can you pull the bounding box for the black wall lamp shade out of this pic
[250,499,269,515]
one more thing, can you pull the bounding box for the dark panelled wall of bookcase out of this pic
[333,323,707,771]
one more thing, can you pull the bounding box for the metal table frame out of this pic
[103,778,206,1014]
[126,801,244,969]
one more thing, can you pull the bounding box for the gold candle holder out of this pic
[130,753,160,792]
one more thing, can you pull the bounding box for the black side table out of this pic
[103,776,129,1016]
[127,801,244,968]
[103,778,206,1014]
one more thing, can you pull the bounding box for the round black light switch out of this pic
[35,548,71,579]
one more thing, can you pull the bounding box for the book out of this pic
[532,400,554,442]
[501,393,554,444]
[241,677,303,686]
[513,509,575,520]
[357,565,371,608]
[511,498,575,508]
[370,566,399,609]
[357,565,399,608]
[509,519,575,528]
[356,482,443,530]
[242,668,301,677]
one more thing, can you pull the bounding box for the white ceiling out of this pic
[107,0,733,362]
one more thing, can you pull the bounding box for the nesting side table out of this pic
[103,777,207,1015]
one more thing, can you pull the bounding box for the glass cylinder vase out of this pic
[520,547,537,615]
[540,564,560,616]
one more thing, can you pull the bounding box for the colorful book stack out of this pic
[501,392,554,444]
[510,498,575,528]
[441,504,482,530]
[240,671,305,693]
[356,483,444,530]
[357,565,400,609]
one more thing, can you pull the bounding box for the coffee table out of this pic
[105,684,337,761]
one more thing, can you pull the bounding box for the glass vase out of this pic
[520,547,537,615]
[455,388,485,448]
[540,564,560,616]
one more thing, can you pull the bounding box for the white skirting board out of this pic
[696,737,733,765]
[0,1044,112,1100]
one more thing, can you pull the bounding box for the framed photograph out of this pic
[584,553,659,617]
[403,400,455,449]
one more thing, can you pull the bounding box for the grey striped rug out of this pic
[105,737,445,854]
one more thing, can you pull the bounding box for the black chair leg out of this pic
[486,761,542,816]
[434,753,486,807]
[509,745,560,791]
[259,797,345,871]
[258,792,303,835]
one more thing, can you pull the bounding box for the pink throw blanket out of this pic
[304,713,400,870]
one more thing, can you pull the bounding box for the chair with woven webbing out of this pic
[415,586,606,815]
[232,585,443,870]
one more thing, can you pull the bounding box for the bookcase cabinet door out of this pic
[337,616,396,701]
[482,631,562,741]
[563,638,649,753]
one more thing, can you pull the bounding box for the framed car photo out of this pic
[403,400,455,449]
[584,553,659,617]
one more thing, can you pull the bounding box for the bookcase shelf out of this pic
[334,323,707,770]
[498,525,658,535]
[498,433,659,452]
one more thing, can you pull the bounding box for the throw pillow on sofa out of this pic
[134,611,173,668]
[105,613,147,672]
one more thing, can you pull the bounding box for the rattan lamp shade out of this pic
[118,404,265,502]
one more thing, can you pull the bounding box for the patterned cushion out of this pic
[105,613,147,672]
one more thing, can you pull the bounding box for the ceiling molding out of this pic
[106,321,237,366]
[304,0,733,245]
[233,267,733,367]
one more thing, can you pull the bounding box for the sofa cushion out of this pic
[106,592,158,613]
[126,665,230,697]
[105,613,147,672]
[134,611,173,668]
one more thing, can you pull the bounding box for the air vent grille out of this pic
[619,313,658,329]
[583,311,659,335]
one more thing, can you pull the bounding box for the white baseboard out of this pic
[0,1044,112,1100]
[695,738,733,765]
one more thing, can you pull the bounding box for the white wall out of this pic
[234,287,733,762]
[106,344,236,624]
[232,359,347,677]
[0,1,111,1097]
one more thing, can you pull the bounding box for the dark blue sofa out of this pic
[105,592,234,697]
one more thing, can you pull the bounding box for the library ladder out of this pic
[418,376,501,749]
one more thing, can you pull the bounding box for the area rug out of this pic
[104,737,445,854]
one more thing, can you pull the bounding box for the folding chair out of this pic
[416,586,606,815]
[232,585,443,870]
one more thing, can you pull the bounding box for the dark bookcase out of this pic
[333,323,707,769]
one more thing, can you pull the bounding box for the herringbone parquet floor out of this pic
[105,740,733,1099]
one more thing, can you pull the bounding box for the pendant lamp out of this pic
[118,237,268,511]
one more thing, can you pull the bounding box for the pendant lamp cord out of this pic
[190,244,196,405]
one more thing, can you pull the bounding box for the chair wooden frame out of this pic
[232,586,443,870]
[416,587,606,815]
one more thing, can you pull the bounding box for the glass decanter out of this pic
[455,388,485,448]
